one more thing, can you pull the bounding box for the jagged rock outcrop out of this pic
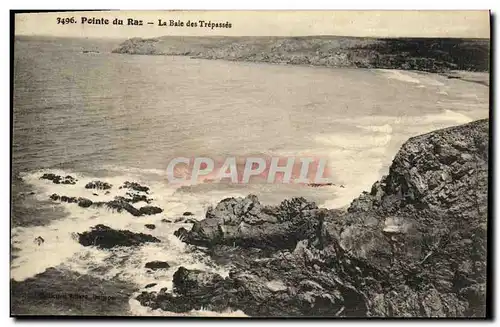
[142,119,489,317]
[85,181,112,190]
[78,224,160,249]
[124,192,152,204]
[340,119,488,316]
[120,181,150,193]
[174,195,321,250]
[49,194,161,217]
[145,261,170,270]
[40,173,77,185]
[112,37,489,73]
[101,199,142,217]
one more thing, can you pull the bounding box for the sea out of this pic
[11,36,489,316]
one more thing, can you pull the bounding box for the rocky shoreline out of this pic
[16,119,488,317]
[137,119,488,317]
[112,36,489,74]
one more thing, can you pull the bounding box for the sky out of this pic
[15,10,490,39]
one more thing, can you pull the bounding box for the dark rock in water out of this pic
[308,183,334,187]
[105,191,110,195]
[34,236,45,245]
[78,224,160,249]
[29,191,35,195]
[104,200,142,217]
[183,212,194,216]
[145,283,157,289]
[145,261,170,270]
[93,193,98,196]
[173,227,189,240]
[161,219,172,223]
[142,120,489,317]
[49,194,60,201]
[125,192,153,204]
[50,193,144,217]
[174,217,185,223]
[145,224,156,230]
[78,198,93,208]
[60,196,78,203]
[139,206,163,215]
[40,173,76,185]
[184,218,197,224]
[85,181,112,190]
[122,181,150,193]
[173,267,225,295]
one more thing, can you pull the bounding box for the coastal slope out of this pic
[112,36,490,73]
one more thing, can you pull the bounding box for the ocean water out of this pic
[11,36,489,315]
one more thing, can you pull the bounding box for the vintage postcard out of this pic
[11,10,490,317]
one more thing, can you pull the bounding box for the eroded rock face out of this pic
[102,199,142,217]
[78,224,160,249]
[140,120,489,317]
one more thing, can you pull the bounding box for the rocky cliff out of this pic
[112,36,490,73]
[138,119,489,317]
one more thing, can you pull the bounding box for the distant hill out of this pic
[112,36,490,73]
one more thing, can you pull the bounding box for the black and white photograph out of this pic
[10,10,491,317]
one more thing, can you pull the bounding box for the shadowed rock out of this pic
[125,192,152,204]
[60,195,78,203]
[40,173,76,185]
[145,224,156,230]
[85,181,112,190]
[104,200,142,217]
[78,198,93,208]
[145,261,170,270]
[139,206,163,216]
[78,224,160,249]
[48,194,162,217]
[175,195,319,250]
[148,120,489,317]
